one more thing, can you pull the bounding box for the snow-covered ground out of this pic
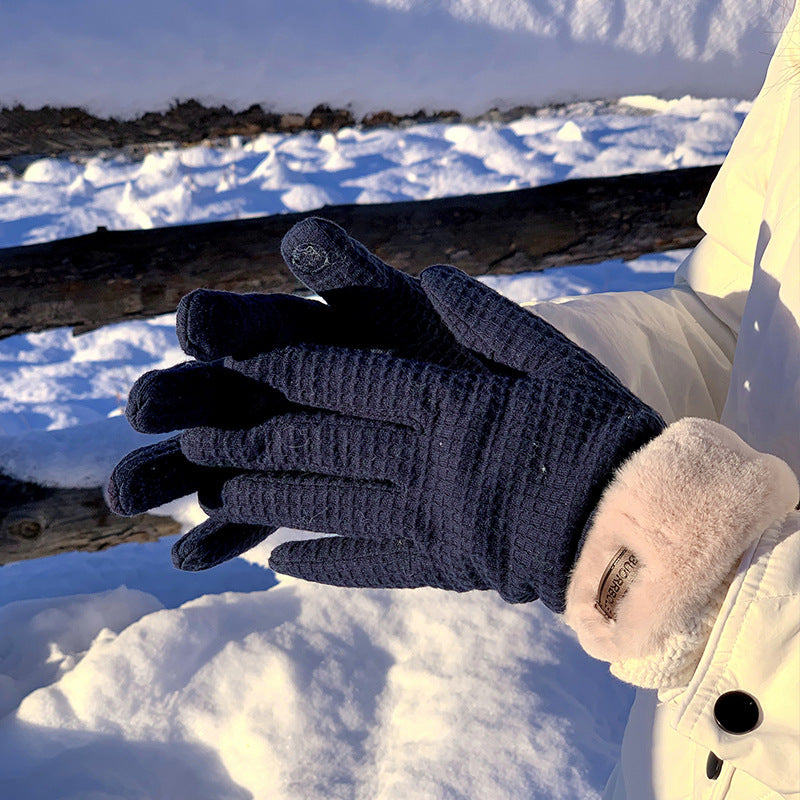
[1,0,785,116]
[0,91,729,800]
[0,249,685,800]
[1,95,748,248]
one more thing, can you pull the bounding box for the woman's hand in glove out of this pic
[180,265,665,611]
[107,218,487,568]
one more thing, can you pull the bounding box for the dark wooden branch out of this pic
[0,472,180,565]
[0,165,718,563]
[0,165,717,339]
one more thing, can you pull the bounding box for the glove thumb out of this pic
[420,264,583,375]
[280,216,391,293]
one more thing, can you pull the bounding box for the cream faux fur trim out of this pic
[563,418,799,689]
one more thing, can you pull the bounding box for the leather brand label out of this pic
[595,546,640,621]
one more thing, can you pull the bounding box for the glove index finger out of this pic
[177,288,334,361]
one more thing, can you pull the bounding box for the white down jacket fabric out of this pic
[527,4,800,798]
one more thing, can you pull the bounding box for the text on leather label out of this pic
[595,546,640,621]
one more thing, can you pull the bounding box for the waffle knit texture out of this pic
[177,217,484,371]
[108,219,665,603]
[107,218,483,555]
[180,264,665,611]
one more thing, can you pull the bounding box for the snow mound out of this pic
[1,1,785,116]
[1,99,747,249]
[0,582,632,799]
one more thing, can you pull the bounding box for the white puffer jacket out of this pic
[528,3,800,798]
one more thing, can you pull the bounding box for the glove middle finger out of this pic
[127,359,293,434]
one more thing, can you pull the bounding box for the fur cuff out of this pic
[564,418,799,688]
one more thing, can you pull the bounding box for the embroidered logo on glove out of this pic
[595,547,640,621]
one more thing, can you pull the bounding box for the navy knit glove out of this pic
[181,265,665,611]
[176,217,484,370]
[108,219,485,565]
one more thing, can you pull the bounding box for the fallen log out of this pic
[0,165,717,339]
[0,472,180,565]
[0,166,717,563]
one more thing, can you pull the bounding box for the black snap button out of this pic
[713,690,760,734]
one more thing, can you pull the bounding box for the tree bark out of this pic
[0,472,180,565]
[0,165,717,339]
[0,165,717,563]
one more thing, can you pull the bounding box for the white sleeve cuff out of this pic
[563,417,799,688]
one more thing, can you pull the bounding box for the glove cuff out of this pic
[563,418,799,689]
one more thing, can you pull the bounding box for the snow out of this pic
[0,1,786,117]
[0,583,635,800]
[1,97,748,248]
[0,245,684,799]
[0,587,163,719]
[0,0,777,792]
